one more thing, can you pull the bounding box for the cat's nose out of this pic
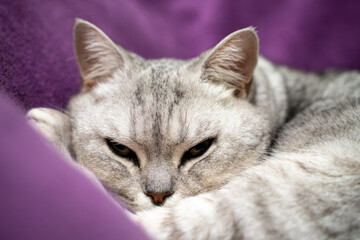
[146,192,173,205]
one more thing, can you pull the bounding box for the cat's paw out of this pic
[27,107,72,158]
[136,194,218,240]
[135,207,169,240]
[28,108,61,134]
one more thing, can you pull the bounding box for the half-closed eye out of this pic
[105,138,140,167]
[180,138,215,166]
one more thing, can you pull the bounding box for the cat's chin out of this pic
[127,202,163,213]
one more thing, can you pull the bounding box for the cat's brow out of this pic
[107,135,144,149]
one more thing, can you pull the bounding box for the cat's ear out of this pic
[202,27,259,98]
[74,19,128,91]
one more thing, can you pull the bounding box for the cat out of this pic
[27,19,360,239]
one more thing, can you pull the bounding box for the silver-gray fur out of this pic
[27,19,360,239]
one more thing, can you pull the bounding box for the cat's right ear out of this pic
[74,19,128,91]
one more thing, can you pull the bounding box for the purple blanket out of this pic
[1,0,359,110]
[0,0,359,239]
[0,94,149,239]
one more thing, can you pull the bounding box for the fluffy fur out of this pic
[27,19,360,239]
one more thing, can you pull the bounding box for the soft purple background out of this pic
[0,0,359,239]
[1,0,359,110]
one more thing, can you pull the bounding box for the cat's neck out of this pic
[253,57,322,136]
[252,57,288,137]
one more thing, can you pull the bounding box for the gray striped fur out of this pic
[27,19,360,239]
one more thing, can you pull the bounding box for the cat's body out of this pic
[137,64,360,239]
[27,19,360,239]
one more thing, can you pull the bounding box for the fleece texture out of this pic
[0,93,150,239]
[1,0,360,110]
[0,1,359,239]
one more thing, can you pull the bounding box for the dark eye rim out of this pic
[180,137,215,167]
[105,138,140,167]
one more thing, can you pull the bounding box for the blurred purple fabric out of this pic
[0,93,150,240]
[1,0,359,110]
[0,0,359,239]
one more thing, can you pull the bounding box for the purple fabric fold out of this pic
[0,93,149,240]
[1,0,359,110]
[0,0,359,239]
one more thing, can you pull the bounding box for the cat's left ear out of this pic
[202,28,259,98]
[73,19,130,91]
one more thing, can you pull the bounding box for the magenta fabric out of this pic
[0,0,359,239]
[0,93,150,240]
[1,0,359,110]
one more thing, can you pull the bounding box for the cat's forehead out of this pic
[135,58,195,85]
[73,57,237,150]
[132,63,186,101]
[103,58,203,105]
[85,60,218,148]
[92,57,233,111]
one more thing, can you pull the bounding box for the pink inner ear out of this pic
[74,20,125,89]
[237,32,258,83]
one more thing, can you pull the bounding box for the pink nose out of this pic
[146,192,172,205]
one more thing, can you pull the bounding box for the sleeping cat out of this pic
[27,19,360,239]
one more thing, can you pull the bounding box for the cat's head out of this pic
[66,19,271,211]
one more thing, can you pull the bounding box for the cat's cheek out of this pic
[134,192,154,211]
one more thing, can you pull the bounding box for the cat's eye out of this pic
[106,138,139,167]
[181,138,215,166]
